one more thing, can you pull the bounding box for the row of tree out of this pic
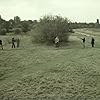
[69,22,100,29]
[0,15,100,44]
[0,15,37,35]
[0,15,99,35]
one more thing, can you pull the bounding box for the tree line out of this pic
[0,15,37,35]
[0,15,99,35]
[0,15,99,44]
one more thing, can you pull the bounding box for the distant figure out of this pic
[81,38,85,48]
[0,40,3,50]
[55,36,59,47]
[91,37,95,47]
[12,38,15,48]
[16,38,20,48]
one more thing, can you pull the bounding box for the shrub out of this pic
[14,28,21,35]
[0,28,6,35]
[21,21,30,33]
[33,15,72,44]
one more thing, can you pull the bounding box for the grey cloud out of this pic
[0,0,100,22]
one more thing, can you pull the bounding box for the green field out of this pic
[0,28,100,100]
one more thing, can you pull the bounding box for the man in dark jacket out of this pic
[91,37,95,47]
[12,38,15,48]
[0,40,3,50]
[81,38,85,48]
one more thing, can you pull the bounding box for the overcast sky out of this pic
[0,0,100,22]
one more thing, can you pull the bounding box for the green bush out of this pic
[33,15,72,44]
[14,28,21,35]
[0,28,6,35]
[21,21,30,33]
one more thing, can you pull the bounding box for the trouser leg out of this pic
[12,43,15,48]
[92,43,94,47]
[57,42,59,47]
[12,44,13,48]
[55,42,59,48]
[14,44,15,48]
[83,43,85,48]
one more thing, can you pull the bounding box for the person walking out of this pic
[0,40,3,50]
[81,38,85,48]
[91,37,95,47]
[12,38,15,48]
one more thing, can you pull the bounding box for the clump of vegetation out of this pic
[14,28,22,35]
[33,15,72,44]
[21,21,31,33]
[0,28,6,35]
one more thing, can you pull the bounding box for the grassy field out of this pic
[0,28,100,100]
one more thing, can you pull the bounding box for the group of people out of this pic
[0,36,96,50]
[81,37,95,48]
[54,36,95,48]
[0,38,20,50]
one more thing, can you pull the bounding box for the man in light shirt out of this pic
[55,36,59,47]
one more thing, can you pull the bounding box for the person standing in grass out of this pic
[12,38,15,48]
[0,40,3,50]
[16,38,20,48]
[55,36,59,48]
[91,37,95,47]
[81,37,85,48]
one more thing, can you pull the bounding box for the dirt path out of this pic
[75,31,90,37]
